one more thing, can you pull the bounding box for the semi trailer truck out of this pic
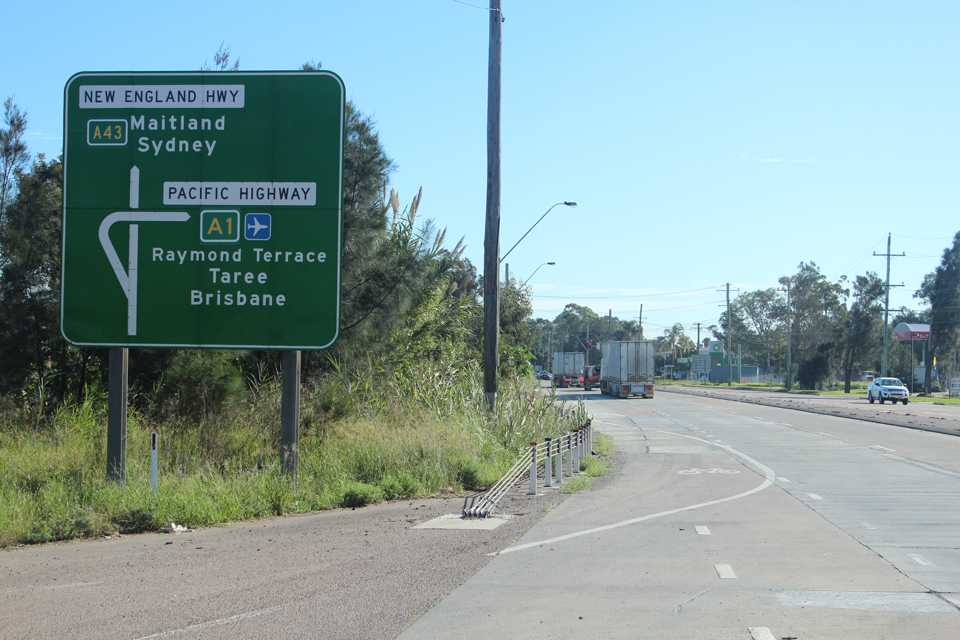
[600,341,656,398]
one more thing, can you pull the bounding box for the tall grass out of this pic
[0,365,584,547]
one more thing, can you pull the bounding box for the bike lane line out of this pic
[491,429,775,556]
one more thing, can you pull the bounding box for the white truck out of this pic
[600,340,656,399]
[552,352,585,388]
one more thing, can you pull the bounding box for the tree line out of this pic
[527,252,960,394]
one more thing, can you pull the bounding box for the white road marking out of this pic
[860,522,876,530]
[749,628,777,640]
[494,433,776,555]
[695,526,711,535]
[42,580,104,591]
[715,563,737,579]
[774,590,954,612]
[778,477,791,482]
[869,445,895,452]
[908,554,936,567]
[675,588,712,613]
[131,604,287,639]
[808,493,823,500]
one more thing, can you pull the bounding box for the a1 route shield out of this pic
[61,71,344,349]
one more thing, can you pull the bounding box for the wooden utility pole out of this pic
[726,284,732,386]
[483,0,503,410]
[874,233,904,377]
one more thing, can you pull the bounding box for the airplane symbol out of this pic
[244,213,271,240]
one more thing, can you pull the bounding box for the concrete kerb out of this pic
[658,386,960,438]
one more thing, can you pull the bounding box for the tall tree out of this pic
[550,303,601,353]
[780,262,847,386]
[836,273,884,393]
[0,155,70,397]
[916,231,960,394]
[0,97,29,243]
[732,288,788,368]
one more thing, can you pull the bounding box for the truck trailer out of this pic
[552,352,585,388]
[600,341,656,398]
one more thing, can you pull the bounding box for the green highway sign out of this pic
[61,71,345,349]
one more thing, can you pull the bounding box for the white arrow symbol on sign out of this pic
[99,212,190,336]
[97,166,192,337]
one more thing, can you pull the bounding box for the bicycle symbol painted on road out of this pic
[678,468,740,475]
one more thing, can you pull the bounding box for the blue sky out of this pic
[3,0,958,340]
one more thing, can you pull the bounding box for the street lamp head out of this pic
[500,201,577,263]
[522,261,557,286]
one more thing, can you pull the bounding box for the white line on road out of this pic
[749,628,777,640]
[808,493,823,500]
[132,604,287,639]
[695,525,711,535]
[715,563,737,579]
[778,477,791,482]
[908,554,936,567]
[869,445,896,452]
[493,432,775,555]
[860,522,876,529]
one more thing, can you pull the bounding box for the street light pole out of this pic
[522,261,555,286]
[500,201,576,264]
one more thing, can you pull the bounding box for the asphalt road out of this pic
[3,389,959,639]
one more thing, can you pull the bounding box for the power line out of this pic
[531,285,722,300]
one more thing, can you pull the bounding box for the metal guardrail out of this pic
[462,420,593,518]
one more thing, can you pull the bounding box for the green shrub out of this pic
[456,457,498,490]
[561,476,591,494]
[24,506,114,544]
[114,506,157,534]
[580,455,613,477]
[340,482,385,508]
[592,433,615,458]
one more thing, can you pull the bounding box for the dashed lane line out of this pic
[908,554,936,567]
[715,563,738,579]
[749,628,777,640]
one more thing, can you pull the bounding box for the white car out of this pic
[867,377,910,405]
